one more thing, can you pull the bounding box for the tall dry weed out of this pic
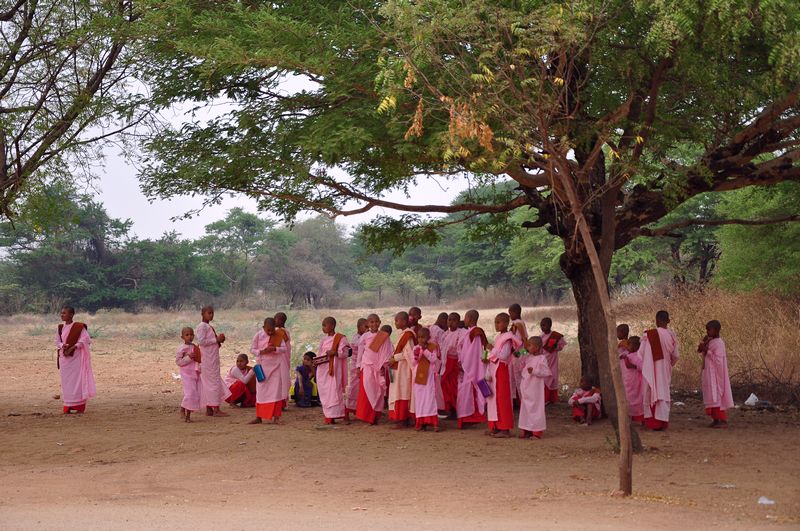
[617,288,800,403]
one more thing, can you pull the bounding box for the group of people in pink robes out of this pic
[53,302,735,436]
[616,311,734,430]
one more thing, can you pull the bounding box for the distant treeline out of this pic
[0,182,797,314]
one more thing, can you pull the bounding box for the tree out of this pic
[714,182,800,294]
[0,0,148,217]
[138,1,800,494]
[196,208,273,296]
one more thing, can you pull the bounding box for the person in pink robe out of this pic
[485,313,523,437]
[274,312,292,409]
[639,310,680,430]
[345,318,367,418]
[249,317,290,424]
[175,327,203,421]
[540,317,567,404]
[411,328,442,431]
[196,306,231,416]
[428,312,449,413]
[508,303,529,404]
[355,314,393,425]
[568,377,602,425]
[617,324,644,422]
[224,354,256,408]
[456,309,488,429]
[408,306,422,336]
[389,311,417,427]
[518,337,551,438]
[698,320,734,428]
[317,316,352,424]
[440,312,465,417]
[55,306,96,414]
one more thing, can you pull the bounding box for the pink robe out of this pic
[196,322,231,407]
[569,388,602,415]
[639,327,679,423]
[510,318,528,400]
[359,331,393,412]
[176,344,203,411]
[486,332,521,422]
[276,327,292,402]
[440,328,466,374]
[389,329,416,412]
[411,344,441,418]
[317,333,351,419]
[541,331,567,391]
[429,324,446,347]
[223,365,255,388]
[55,323,96,408]
[251,330,289,406]
[345,332,363,411]
[619,345,644,418]
[701,337,734,411]
[518,355,551,432]
[456,326,486,419]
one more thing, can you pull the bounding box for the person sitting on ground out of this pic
[568,376,602,426]
[224,354,256,408]
[292,352,320,408]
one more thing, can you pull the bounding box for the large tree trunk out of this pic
[563,256,643,454]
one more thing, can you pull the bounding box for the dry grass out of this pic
[617,288,800,403]
[22,289,799,403]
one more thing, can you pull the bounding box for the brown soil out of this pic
[1,311,798,529]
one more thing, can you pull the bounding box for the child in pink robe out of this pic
[518,337,551,438]
[389,311,416,427]
[440,313,464,416]
[508,303,529,403]
[698,320,734,428]
[345,318,367,417]
[412,328,442,431]
[224,354,256,408]
[485,313,522,437]
[249,318,290,424]
[55,306,96,414]
[617,324,644,422]
[540,317,567,404]
[274,312,291,409]
[569,377,602,425]
[456,310,488,429]
[355,314,393,425]
[317,316,351,424]
[175,327,203,421]
[429,312,448,347]
[640,310,680,430]
[196,306,231,416]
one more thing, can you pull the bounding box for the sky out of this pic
[96,143,470,240]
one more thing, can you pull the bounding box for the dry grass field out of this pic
[1,302,798,529]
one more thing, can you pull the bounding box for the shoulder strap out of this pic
[645,329,664,362]
[369,330,390,351]
[394,330,416,354]
[64,322,86,347]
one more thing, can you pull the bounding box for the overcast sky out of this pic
[96,144,470,240]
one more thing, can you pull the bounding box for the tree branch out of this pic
[637,214,800,238]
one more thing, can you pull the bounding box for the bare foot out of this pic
[492,431,511,438]
[713,421,728,429]
[212,408,229,417]
[185,415,192,423]
[248,418,262,424]
[272,418,282,425]
[433,426,443,432]
[519,431,531,439]
[206,407,214,416]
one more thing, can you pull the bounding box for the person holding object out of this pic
[699,320,733,428]
[249,318,289,424]
[175,327,203,422]
[196,305,231,417]
[55,306,96,414]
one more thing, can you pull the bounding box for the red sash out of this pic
[394,330,416,354]
[328,333,344,377]
[369,330,390,352]
[645,329,664,362]
[543,331,563,353]
[58,322,86,349]
[193,344,202,364]
[269,328,287,348]
[414,343,438,385]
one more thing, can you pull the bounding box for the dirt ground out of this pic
[1,309,798,530]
